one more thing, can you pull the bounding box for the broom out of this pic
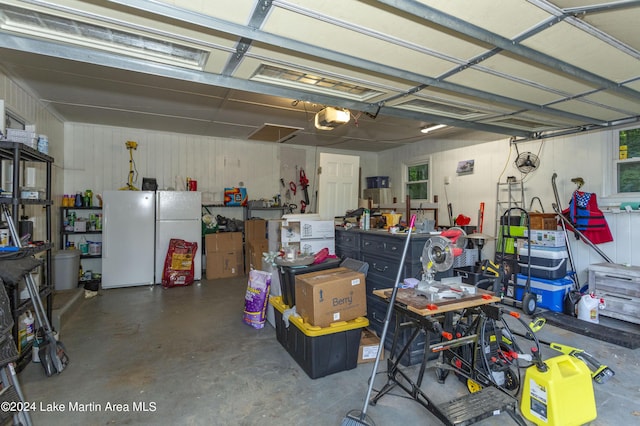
[342,215,417,426]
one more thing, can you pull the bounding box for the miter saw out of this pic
[416,228,473,299]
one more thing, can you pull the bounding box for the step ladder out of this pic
[435,386,525,426]
[495,180,525,238]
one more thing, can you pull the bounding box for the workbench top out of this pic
[373,288,500,317]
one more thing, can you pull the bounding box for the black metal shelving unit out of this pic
[0,141,53,370]
[59,206,102,287]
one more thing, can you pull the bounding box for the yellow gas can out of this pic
[520,354,597,426]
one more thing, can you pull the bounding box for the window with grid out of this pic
[617,127,640,194]
[406,162,429,200]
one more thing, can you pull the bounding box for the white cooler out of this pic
[518,246,568,280]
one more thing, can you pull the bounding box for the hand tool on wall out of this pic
[299,167,310,205]
[289,181,297,196]
[300,200,307,213]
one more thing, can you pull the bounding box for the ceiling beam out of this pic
[104,0,606,126]
[0,32,531,137]
[375,0,640,102]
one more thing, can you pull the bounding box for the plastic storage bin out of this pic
[270,296,368,379]
[53,251,80,290]
[366,176,389,188]
[278,258,341,307]
[516,274,573,312]
[518,246,568,280]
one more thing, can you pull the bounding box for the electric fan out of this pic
[514,145,540,174]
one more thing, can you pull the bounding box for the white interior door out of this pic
[317,153,359,220]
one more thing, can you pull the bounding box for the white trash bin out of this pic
[53,251,80,290]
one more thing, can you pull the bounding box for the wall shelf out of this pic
[0,141,53,370]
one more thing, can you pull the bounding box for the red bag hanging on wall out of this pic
[162,238,197,288]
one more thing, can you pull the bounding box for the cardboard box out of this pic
[206,252,243,279]
[281,221,301,243]
[358,329,384,364]
[300,220,335,239]
[205,232,243,254]
[287,238,335,256]
[524,230,566,247]
[295,267,366,328]
[245,219,267,242]
[529,213,558,230]
[245,239,268,273]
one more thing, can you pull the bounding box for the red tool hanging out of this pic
[300,200,307,213]
[289,181,297,196]
[299,168,310,205]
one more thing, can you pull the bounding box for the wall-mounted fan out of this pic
[514,144,540,174]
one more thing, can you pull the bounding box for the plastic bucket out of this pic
[53,251,80,290]
[577,293,603,324]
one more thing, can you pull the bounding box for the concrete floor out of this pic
[17,276,640,426]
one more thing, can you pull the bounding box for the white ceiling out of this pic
[0,0,638,152]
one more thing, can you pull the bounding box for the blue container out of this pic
[516,274,573,312]
[366,176,389,188]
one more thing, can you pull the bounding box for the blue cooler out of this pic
[518,245,568,280]
[516,274,573,312]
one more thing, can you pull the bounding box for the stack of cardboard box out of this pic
[245,219,269,274]
[205,232,243,280]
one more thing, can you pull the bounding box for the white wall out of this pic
[63,122,378,211]
[378,128,637,283]
[0,69,64,242]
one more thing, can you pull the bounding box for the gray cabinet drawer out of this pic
[591,271,640,298]
[335,230,360,249]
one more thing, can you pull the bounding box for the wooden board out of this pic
[373,288,500,317]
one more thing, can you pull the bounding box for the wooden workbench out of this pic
[373,287,501,317]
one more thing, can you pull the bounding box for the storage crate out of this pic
[516,274,573,312]
[518,246,568,280]
[366,176,389,188]
[270,296,368,379]
[529,213,558,230]
[454,266,499,291]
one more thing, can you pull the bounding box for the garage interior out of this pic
[0,0,639,425]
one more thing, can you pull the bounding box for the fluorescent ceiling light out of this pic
[253,64,382,101]
[0,4,207,69]
[421,124,447,134]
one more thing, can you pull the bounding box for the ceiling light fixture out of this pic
[420,124,447,134]
[314,107,351,130]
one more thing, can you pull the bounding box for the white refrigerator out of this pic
[102,190,202,288]
[155,191,202,283]
[102,191,156,288]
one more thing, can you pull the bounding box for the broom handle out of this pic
[360,215,416,417]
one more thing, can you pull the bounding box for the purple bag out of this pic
[243,270,272,329]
